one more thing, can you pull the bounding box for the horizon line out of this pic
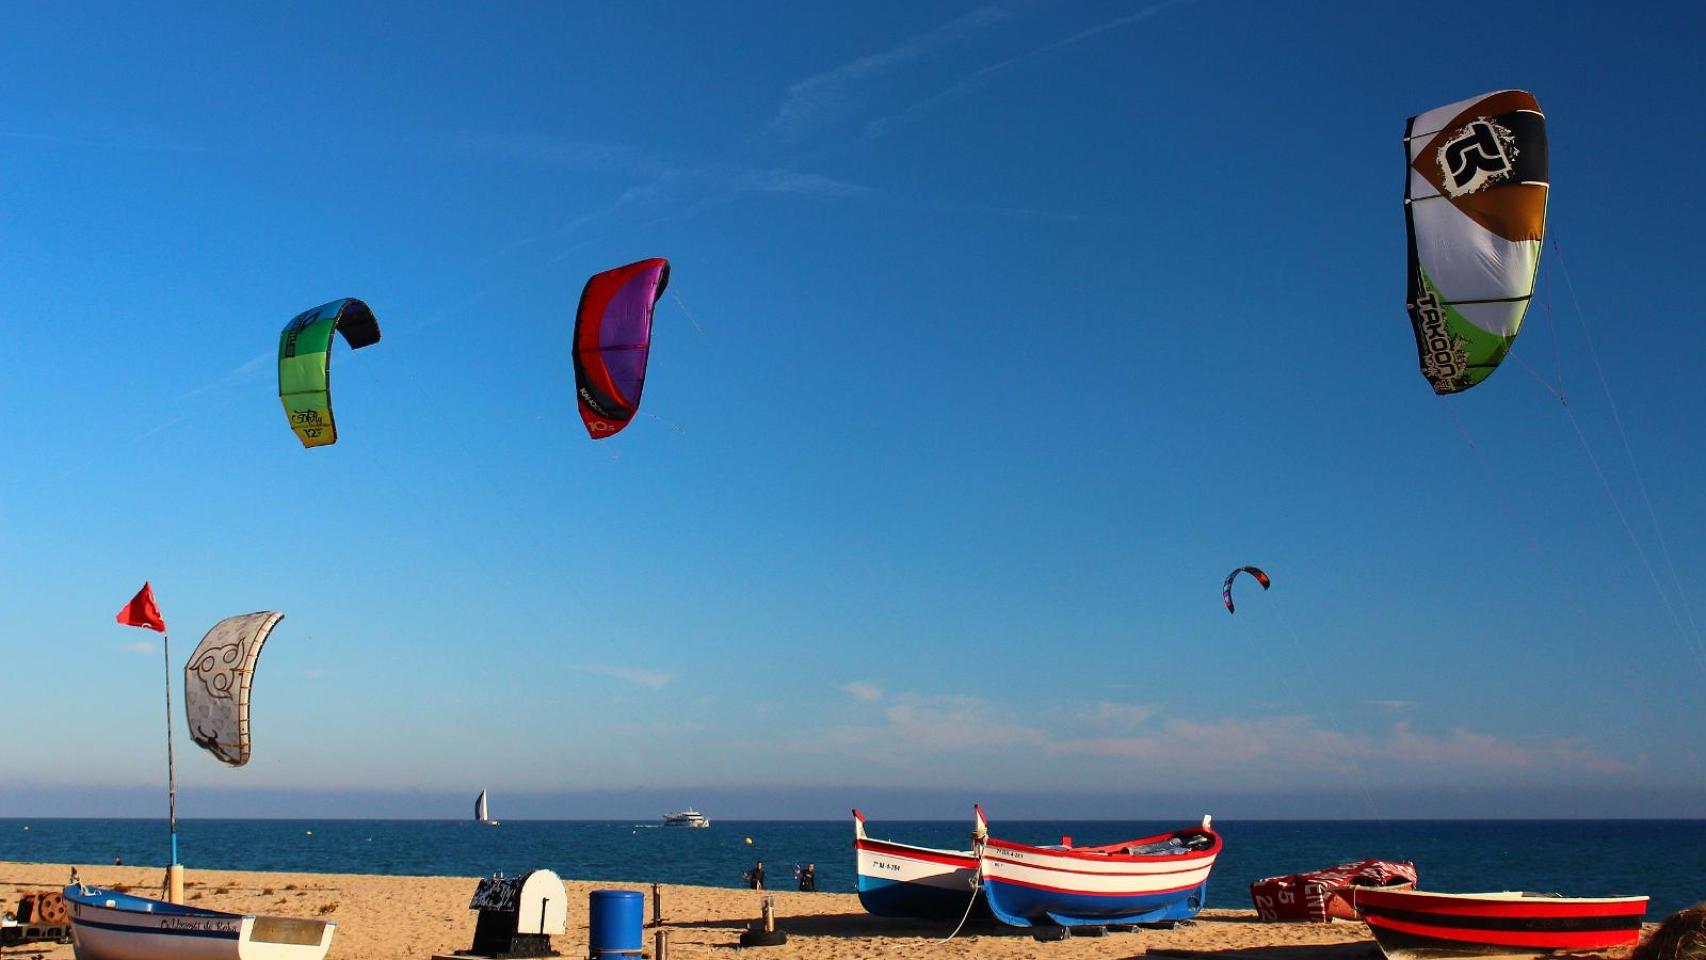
[6,815,1705,823]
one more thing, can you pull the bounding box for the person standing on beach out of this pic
[748,860,765,890]
[797,863,815,892]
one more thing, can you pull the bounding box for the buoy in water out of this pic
[744,837,752,845]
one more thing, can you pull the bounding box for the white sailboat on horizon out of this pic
[476,788,500,826]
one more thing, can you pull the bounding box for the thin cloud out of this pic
[790,685,1630,787]
[0,128,202,152]
[455,130,872,253]
[793,693,1046,769]
[121,349,273,445]
[1362,699,1416,711]
[738,169,873,197]
[867,0,1193,138]
[494,184,661,260]
[958,202,1122,224]
[607,719,706,737]
[454,131,871,199]
[839,681,884,702]
[628,169,872,236]
[571,665,675,690]
[128,412,196,445]
[883,696,1045,752]
[1381,721,1532,769]
[1,130,99,146]
[124,641,157,655]
[1055,714,1365,768]
[450,132,657,173]
[1086,700,1159,730]
[1054,717,1633,779]
[766,3,1019,144]
[174,350,273,404]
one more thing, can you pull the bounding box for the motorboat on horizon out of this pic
[662,808,710,828]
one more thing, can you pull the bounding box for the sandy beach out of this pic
[0,860,1395,960]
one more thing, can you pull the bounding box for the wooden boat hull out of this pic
[64,885,335,960]
[980,872,1211,927]
[1350,888,1648,960]
[852,810,983,920]
[977,808,1221,928]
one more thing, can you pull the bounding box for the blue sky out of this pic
[3,1,1704,819]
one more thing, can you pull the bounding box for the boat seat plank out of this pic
[252,915,332,945]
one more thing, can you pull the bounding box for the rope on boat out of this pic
[938,873,984,943]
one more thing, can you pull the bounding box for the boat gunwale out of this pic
[982,827,1223,865]
[980,850,1217,880]
[855,836,978,868]
[983,873,1207,899]
[63,885,247,921]
[1351,888,1650,915]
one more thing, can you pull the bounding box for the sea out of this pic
[3,818,1702,917]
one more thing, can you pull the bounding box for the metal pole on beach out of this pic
[162,634,183,904]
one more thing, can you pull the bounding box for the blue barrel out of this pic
[588,889,644,958]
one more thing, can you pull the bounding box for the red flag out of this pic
[115,582,167,633]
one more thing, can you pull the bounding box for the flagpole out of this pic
[162,632,182,903]
[116,582,182,902]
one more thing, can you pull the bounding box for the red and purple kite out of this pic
[572,258,670,439]
[1222,566,1271,614]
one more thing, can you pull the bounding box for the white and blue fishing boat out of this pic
[852,809,984,920]
[63,884,336,960]
[975,806,1221,928]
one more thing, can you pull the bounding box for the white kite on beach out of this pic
[184,611,285,766]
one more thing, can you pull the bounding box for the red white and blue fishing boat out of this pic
[852,809,983,920]
[1349,888,1648,960]
[974,805,1221,928]
[63,883,336,960]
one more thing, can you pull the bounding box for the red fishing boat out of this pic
[1349,888,1648,960]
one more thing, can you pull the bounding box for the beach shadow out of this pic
[1199,916,1367,926]
[1149,942,1380,960]
[665,911,1029,940]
